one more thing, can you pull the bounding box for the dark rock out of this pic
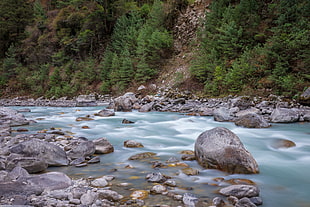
[230,96,254,110]
[299,87,310,106]
[181,154,196,161]
[124,140,144,148]
[9,139,69,166]
[93,137,114,154]
[249,197,263,206]
[212,197,225,207]
[270,108,300,123]
[67,139,95,159]
[122,119,135,124]
[219,184,260,199]
[194,127,259,174]
[235,113,270,128]
[114,92,137,112]
[95,109,115,117]
[128,152,157,160]
[70,157,86,166]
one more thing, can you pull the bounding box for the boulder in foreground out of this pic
[194,127,259,174]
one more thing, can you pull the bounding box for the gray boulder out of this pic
[6,156,48,173]
[9,139,69,166]
[194,127,259,174]
[299,87,310,106]
[235,113,270,128]
[139,103,153,112]
[76,94,97,107]
[113,92,137,112]
[270,108,300,123]
[213,107,234,122]
[93,137,114,154]
[67,139,96,159]
[219,184,260,198]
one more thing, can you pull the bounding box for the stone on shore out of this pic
[0,107,30,126]
[213,107,234,122]
[194,127,259,174]
[219,184,260,199]
[93,137,114,154]
[113,92,137,112]
[270,108,300,123]
[235,113,270,128]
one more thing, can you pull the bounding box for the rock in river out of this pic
[194,127,259,174]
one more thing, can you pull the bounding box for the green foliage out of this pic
[191,0,310,97]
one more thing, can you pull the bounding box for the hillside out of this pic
[0,0,309,99]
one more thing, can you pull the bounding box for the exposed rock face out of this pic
[270,108,300,123]
[235,113,270,128]
[9,139,69,166]
[194,127,259,174]
[93,137,114,154]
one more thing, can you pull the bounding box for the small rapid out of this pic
[13,106,310,207]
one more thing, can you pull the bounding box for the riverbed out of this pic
[11,106,310,207]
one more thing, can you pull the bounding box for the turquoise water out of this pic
[12,106,310,206]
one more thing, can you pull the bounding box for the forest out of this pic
[0,0,309,98]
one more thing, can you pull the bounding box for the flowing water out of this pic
[11,106,310,207]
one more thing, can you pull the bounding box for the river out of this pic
[11,106,310,207]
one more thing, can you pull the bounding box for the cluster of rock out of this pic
[108,88,310,128]
[0,94,111,107]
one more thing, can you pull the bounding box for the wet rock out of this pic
[128,152,156,160]
[97,189,124,201]
[194,127,259,174]
[270,108,300,123]
[76,116,94,121]
[150,184,167,194]
[183,193,198,207]
[235,113,270,128]
[219,184,260,199]
[124,140,144,148]
[67,139,95,159]
[130,190,149,200]
[93,137,114,154]
[235,197,257,207]
[271,139,296,149]
[70,157,85,166]
[122,118,135,124]
[249,197,263,206]
[181,167,199,176]
[95,109,115,117]
[146,172,167,183]
[213,107,234,122]
[181,154,196,161]
[164,179,177,187]
[166,156,179,163]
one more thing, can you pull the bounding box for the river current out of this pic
[11,106,310,207]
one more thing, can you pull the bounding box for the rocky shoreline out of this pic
[1,88,309,206]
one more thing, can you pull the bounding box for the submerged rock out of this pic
[128,152,156,160]
[194,127,259,174]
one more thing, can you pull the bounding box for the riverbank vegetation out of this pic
[0,0,309,98]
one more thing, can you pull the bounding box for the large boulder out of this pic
[194,127,259,174]
[6,155,48,173]
[270,108,300,123]
[113,92,137,112]
[0,107,30,126]
[9,139,69,166]
[235,113,270,128]
[93,137,114,154]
